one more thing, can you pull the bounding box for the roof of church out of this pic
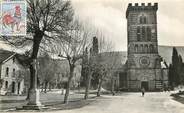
[0,49,15,64]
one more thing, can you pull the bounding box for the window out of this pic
[140,45,143,53]
[135,45,138,53]
[6,67,9,77]
[5,81,8,89]
[143,16,147,24]
[13,57,15,63]
[147,27,151,41]
[13,69,15,77]
[149,44,154,53]
[137,26,141,41]
[145,45,148,53]
[142,26,146,41]
[140,15,147,24]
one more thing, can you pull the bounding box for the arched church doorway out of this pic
[141,81,148,91]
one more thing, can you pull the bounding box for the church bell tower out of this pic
[126,3,162,91]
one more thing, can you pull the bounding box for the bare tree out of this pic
[50,19,91,104]
[0,0,73,107]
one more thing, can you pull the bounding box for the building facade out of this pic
[126,3,164,91]
[0,50,24,95]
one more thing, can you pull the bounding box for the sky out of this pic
[0,0,183,52]
[71,0,184,51]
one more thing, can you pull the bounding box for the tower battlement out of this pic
[126,3,158,18]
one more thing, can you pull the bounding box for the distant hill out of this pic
[100,45,184,66]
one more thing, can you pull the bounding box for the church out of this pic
[81,3,169,92]
[119,3,169,91]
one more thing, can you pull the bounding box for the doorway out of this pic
[141,81,149,91]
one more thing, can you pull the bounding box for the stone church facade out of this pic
[126,3,166,91]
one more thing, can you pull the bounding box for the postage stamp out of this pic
[1,1,26,36]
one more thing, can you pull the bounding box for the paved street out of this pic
[52,92,184,113]
[1,92,184,113]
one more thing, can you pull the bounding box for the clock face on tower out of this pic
[139,56,150,66]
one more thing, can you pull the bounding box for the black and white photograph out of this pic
[0,0,184,113]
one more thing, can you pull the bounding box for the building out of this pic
[125,3,167,91]
[0,50,25,95]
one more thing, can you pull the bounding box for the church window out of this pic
[142,26,146,41]
[145,45,148,53]
[140,15,147,24]
[140,44,143,53]
[143,16,147,24]
[137,26,141,41]
[150,44,154,53]
[147,27,151,41]
[135,45,138,53]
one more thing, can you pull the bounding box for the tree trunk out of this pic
[44,81,48,93]
[64,64,75,104]
[111,77,115,96]
[84,72,92,99]
[97,78,103,97]
[41,83,44,92]
[26,30,44,102]
[49,82,52,91]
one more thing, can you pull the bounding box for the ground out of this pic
[1,91,184,113]
[54,92,184,113]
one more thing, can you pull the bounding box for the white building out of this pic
[0,50,25,95]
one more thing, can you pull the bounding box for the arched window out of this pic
[135,45,138,53]
[137,26,141,41]
[5,81,8,89]
[142,26,146,41]
[140,44,143,53]
[140,15,147,24]
[147,27,151,41]
[145,45,148,53]
[149,44,154,53]
[143,16,147,24]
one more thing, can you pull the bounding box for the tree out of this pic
[95,35,115,97]
[0,0,73,108]
[83,32,115,97]
[51,19,91,104]
[37,53,57,93]
[169,47,184,87]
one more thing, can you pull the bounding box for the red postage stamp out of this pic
[1,1,26,36]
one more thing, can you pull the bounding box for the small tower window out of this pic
[147,27,151,41]
[140,15,147,24]
[142,26,146,41]
[137,26,141,41]
[143,16,147,24]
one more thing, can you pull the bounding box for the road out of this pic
[54,92,184,113]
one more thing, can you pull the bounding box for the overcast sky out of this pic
[0,0,183,52]
[71,0,184,51]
